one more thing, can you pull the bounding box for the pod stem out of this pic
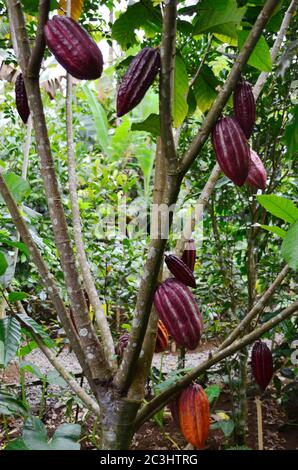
[255,395,264,450]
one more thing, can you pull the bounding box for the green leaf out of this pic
[0,172,30,204]
[8,292,28,302]
[205,384,221,404]
[22,0,57,14]
[0,317,21,368]
[257,195,298,224]
[110,118,131,160]
[0,237,29,256]
[22,416,49,450]
[131,113,160,136]
[238,31,272,72]
[112,2,161,50]
[19,361,45,380]
[0,252,8,276]
[281,220,298,270]
[16,313,55,348]
[0,390,28,417]
[260,225,287,239]
[173,54,189,127]
[49,424,81,450]
[217,419,235,437]
[193,0,246,38]
[46,370,67,388]
[282,106,298,158]
[5,438,29,450]
[82,84,110,155]
[193,65,220,113]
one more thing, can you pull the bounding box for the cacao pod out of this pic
[179,384,210,449]
[246,149,267,190]
[116,333,130,357]
[155,320,169,353]
[15,74,30,124]
[251,340,273,392]
[212,117,251,186]
[181,239,196,272]
[154,278,203,350]
[233,80,256,139]
[165,254,196,288]
[44,16,103,80]
[117,47,160,117]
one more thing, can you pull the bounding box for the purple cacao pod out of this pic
[117,47,160,117]
[44,16,103,80]
[154,278,203,350]
[251,340,273,392]
[234,80,256,139]
[246,149,267,190]
[15,74,30,124]
[116,333,130,357]
[165,254,196,288]
[212,117,251,186]
[181,239,196,272]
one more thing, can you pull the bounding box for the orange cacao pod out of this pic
[179,384,210,449]
[155,320,169,353]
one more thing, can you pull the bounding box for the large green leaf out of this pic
[257,195,298,224]
[22,416,50,450]
[173,54,189,128]
[281,220,298,270]
[282,106,298,158]
[110,117,131,161]
[0,317,21,368]
[0,235,29,256]
[49,424,81,450]
[0,172,30,204]
[238,31,272,72]
[82,84,110,155]
[131,113,160,137]
[193,65,220,113]
[193,0,246,38]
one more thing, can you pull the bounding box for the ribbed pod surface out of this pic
[179,384,210,449]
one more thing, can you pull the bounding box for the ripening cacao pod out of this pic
[251,340,273,392]
[246,149,267,190]
[116,333,130,357]
[169,396,180,426]
[165,254,196,288]
[212,117,251,186]
[44,16,103,80]
[117,47,160,117]
[155,320,169,353]
[181,239,196,272]
[154,278,203,350]
[234,80,256,139]
[179,384,210,449]
[15,74,30,124]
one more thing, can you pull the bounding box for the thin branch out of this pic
[135,300,298,428]
[220,264,290,350]
[179,0,281,174]
[253,0,298,100]
[159,0,177,172]
[7,0,111,384]
[66,71,116,371]
[189,34,213,88]
[28,0,51,77]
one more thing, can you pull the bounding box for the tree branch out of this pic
[220,264,290,350]
[28,0,51,77]
[253,0,298,100]
[7,0,111,384]
[135,300,298,428]
[66,72,116,371]
[159,0,177,172]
